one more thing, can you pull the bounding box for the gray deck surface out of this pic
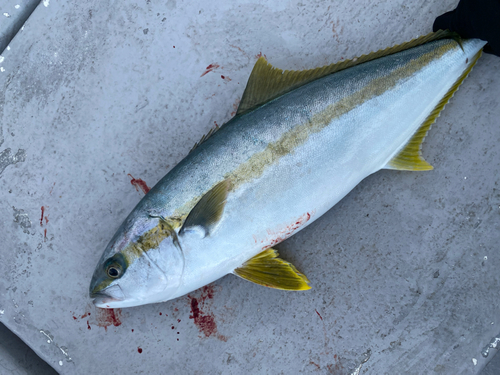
[1,0,499,374]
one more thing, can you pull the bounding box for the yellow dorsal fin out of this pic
[385,48,483,171]
[233,248,311,290]
[237,30,458,116]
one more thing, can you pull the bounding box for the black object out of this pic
[433,0,500,56]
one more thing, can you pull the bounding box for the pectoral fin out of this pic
[233,248,311,290]
[180,179,230,237]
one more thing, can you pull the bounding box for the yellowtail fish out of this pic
[90,31,486,308]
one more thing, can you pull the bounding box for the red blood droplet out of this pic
[137,347,143,354]
[200,63,220,77]
[40,206,45,226]
[128,174,151,194]
[315,309,323,321]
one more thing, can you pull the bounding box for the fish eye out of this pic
[106,264,121,278]
[103,253,127,280]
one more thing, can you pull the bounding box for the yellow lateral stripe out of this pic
[121,218,182,266]
[225,41,457,190]
[386,48,483,171]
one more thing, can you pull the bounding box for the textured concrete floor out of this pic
[1,0,499,374]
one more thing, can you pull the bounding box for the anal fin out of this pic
[385,48,483,171]
[233,248,311,291]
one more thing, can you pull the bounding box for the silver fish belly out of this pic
[90,34,486,308]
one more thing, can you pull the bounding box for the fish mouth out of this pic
[90,285,125,307]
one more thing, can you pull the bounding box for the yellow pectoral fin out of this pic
[180,179,230,237]
[385,47,483,171]
[233,248,311,291]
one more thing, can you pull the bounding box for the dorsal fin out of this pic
[237,30,459,116]
[189,124,220,154]
[385,48,483,171]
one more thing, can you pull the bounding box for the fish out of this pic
[89,30,486,308]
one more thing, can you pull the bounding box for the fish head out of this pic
[89,215,185,308]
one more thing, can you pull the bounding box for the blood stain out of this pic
[200,63,220,77]
[230,98,240,116]
[44,229,47,240]
[137,347,143,354]
[40,206,45,226]
[174,308,178,312]
[72,316,77,320]
[315,309,323,321]
[171,326,175,330]
[131,329,134,332]
[95,308,122,331]
[128,174,150,194]
[310,361,321,370]
[173,46,175,48]
[81,312,90,319]
[45,216,49,224]
[262,212,313,249]
[255,52,267,60]
[87,320,91,330]
[229,44,247,55]
[159,312,162,316]
[177,319,181,323]
[188,285,226,341]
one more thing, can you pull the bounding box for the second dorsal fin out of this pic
[236,30,459,116]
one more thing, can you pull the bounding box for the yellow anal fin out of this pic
[385,48,483,171]
[233,248,311,290]
[237,30,459,116]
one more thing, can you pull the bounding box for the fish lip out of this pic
[91,292,123,308]
[90,284,125,305]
